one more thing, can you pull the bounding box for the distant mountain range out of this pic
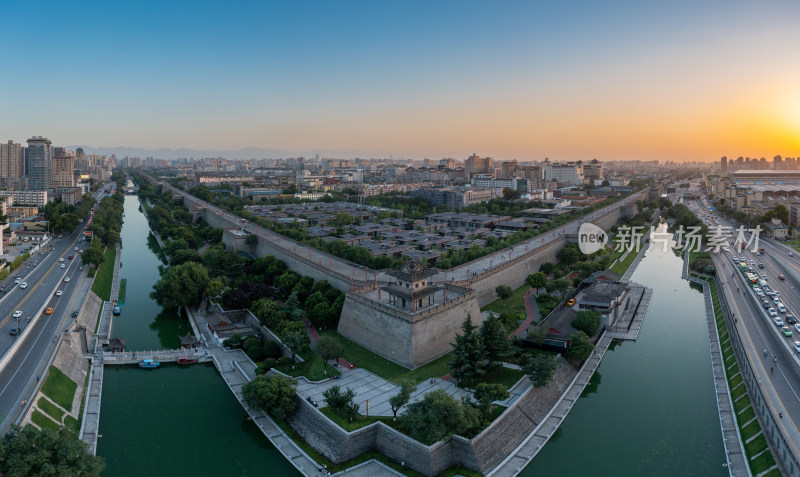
[67,146,417,161]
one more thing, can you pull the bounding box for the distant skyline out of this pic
[2,0,799,162]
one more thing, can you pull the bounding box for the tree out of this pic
[388,381,417,418]
[480,316,512,369]
[317,335,343,374]
[545,277,572,297]
[526,272,547,293]
[81,244,104,269]
[539,262,555,274]
[332,212,355,227]
[0,425,105,476]
[496,285,513,302]
[527,326,546,345]
[251,298,287,330]
[556,245,581,267]
[572,310,601,337]
[222,288,251,310]
[472,383,509,416]
[282,331,309,363]
[322,385,360,421]
[150,261,210,310]
[241,375,297,419]
[567,331,594,364]
[775,204,789,224]
[449,316,485,384]
[502,187,521,201]
[403,389,481,445]
[205,279,225,298]
[246,234,258,245]
[522,354,557,387]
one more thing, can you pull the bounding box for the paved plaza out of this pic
[295,366,531,417]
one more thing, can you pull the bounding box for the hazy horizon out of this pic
[2,0,799,162]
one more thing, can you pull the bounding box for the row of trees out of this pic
[449,316,512,384]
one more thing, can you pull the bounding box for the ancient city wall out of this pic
[337,293,415,368]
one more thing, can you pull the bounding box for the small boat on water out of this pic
[138,359,160,368]
[177,357,198,364]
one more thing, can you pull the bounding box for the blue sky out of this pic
[2,0,799,160]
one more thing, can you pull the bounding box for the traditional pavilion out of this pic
[179,333,201,349]
[381,261,443,312]
[108,336,126,353]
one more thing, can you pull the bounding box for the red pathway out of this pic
[510,287,538,337]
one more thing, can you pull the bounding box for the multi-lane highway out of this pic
[0,186,110,429]
[688,196,800,442]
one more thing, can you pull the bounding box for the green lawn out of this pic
[91,247,117,301]
[64,415,80,434]
[319,330,452,385]
[275,350,339,381]
[610,248,639,275]
[319,406,406,432]
[481,283,531,318]
[37,397,65,422]
[461,367,525,389]
[745,433,768,456]
[31,410,60,432]
[40,366,77,410]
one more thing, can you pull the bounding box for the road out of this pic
[689,196,800,453]
[0,185,111,430]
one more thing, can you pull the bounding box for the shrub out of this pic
[277,356,292,366]
[246,345,265,361]
[242,336,261,351]
[263,340,281,359]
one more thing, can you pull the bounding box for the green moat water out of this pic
[521,230,728,477]
[96,193,299,476]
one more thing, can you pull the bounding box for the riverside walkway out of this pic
[101,348,211,365]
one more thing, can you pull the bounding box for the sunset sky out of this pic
[2,0,799,161]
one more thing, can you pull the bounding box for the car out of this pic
[55,290,63,296]
[779,274,785,280]
[68,255,73,259]
[14,277,21,284]
[59,258,64,262]
[60,264,65,269]
[794,341,800,353]
[113,306,121,315]
[774,316,784,326]
[63,277,70,282]
[566,298,576,307]
[756,290,764,296]
[768,308,778,317]
[13,310,23,318]
[44,307,53,315]
[19,282,27,289]
[759,263,764,268]
[778,303,787,313]
[732,256,738,262]
[74,247,78,251]
[762,274,768,280]
[773,296,781,304]
[774,291,781,297]
[786,314,797,324]
[782,326,793,337]
[790,252,795,257]
[9,328,19,336]
[71,311,79,318]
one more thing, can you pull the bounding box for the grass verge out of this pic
[320,330,451,385]
[461,367,524,389]
[481,283,531,318]
[41,366,77,410]
[31,410,60,432]
[118,279,127,305]
[91,247,116,301]
[610,247,639,275]
[37,397,65,422]
[276,351,339,381]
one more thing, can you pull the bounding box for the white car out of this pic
[14,278,21,284]
[60,264,65,269]
[774,316,783,326]
[55,290,63,296]
[19,282,27,289]
[773,296,781,304]
[778,303,787,313]
[59,258,65,262]
[768,308,778,318]
[63,277,70,283]
[13,311,22,318]
[794,341,800,353]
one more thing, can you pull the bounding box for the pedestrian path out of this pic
[512,288,539,337]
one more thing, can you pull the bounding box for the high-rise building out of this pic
[26,136,52,190]
[1,140,25,185]
[464,153,493,178]
[720,156,728,172]
[52,148,75,189]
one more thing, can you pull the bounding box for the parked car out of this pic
[566,298,576,307]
